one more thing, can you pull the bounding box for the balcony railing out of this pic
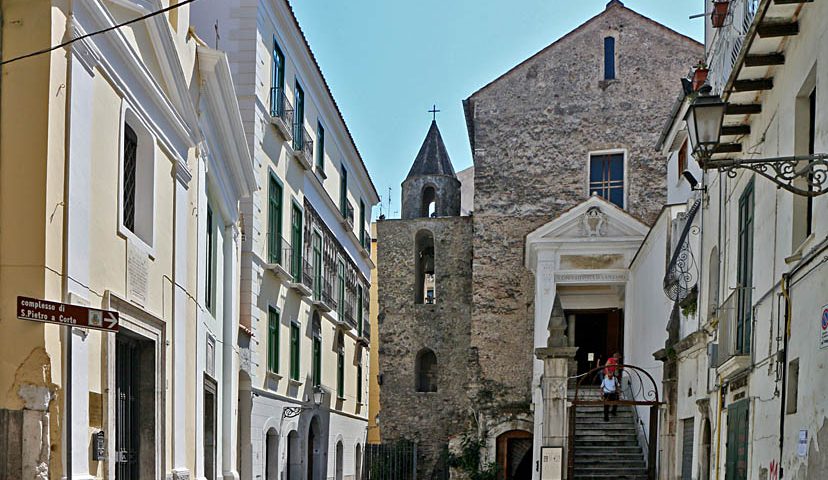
[344,298,355,327]
[269,87,294,140]
[266,235,293,280]
[292,122,314,168]
[707,0,759,95]
[302,258,314,292]
[716,290,738,367]
[341,200,354,229]
[362,230,372,255]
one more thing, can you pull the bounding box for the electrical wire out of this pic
[0,0,199,66]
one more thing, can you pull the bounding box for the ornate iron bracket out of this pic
[282,406,307,419]
[701,153,828,197]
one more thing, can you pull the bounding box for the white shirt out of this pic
[601,377,618,394]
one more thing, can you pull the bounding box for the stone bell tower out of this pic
[401,120,461,219]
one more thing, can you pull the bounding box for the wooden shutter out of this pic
[681,418,694,479]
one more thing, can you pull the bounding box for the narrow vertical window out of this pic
[736,182,754,354]
[415,230,436,304]
[206,204,214,311]
[415,348,438,392]
[290,322,300,381]
[291,204,303,281]
[312,312,322,387]
[123,124,138,232]
[316,122,325,173]
[268,174,283,265]
[357,284,364,336]
[336,332,345,398]
[604,36,616,80]
[312,232,323,300]
[293,82,305,150]
[270,40,286,117]
[677,139,688,182]
[340,165,348,217]
[589,153,624,208]
[359,200,366,247]
[268,307,280,373]
[356,358,363,404]
[337,260,346,319]
[807,88,816,236]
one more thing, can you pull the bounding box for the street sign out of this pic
[820,305,828,349]
[17,296,119,332]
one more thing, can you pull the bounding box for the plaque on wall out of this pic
[126,239,149,306]
[541,446,563,480]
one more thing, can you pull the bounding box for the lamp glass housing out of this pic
[685,92,725,157]
[312,388,324,406]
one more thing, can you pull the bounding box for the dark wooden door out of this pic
[725,400,749,480]
[116,336,140,480]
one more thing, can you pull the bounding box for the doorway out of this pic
[115,333,155,480]
[573,309,624,377]
[203,377,217,480]
[496,430,533,480]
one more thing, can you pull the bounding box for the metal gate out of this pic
[681,418,695,479]
[568,364,663,480]
[116,336,140,480]
[362,441,418,480]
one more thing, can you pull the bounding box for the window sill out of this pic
[266,371,283,382]
[288,378,303,387]
[315,166,327,180]
[790,232,816,261]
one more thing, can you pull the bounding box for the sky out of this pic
[289,0,705,218]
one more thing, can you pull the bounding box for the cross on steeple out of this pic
[428,104,441,122]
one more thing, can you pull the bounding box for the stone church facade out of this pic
[377,2,702,478]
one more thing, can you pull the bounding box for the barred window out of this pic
[123,124,138,232]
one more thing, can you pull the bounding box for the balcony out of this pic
[360,230,372,259]
[269,87,294,141]
[292,123,314,170]
[340,200,354,230]
[265,235,293,281]
[287,252,312,297]
[715,290,750,376]
[707,0,759,96]
[343,299,356,328]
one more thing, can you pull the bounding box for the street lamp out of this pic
[685,85,725,166]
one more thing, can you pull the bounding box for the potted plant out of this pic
[711,0,730,28]
[692,61,709,91]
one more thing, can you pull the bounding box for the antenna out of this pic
[387,187,393,219]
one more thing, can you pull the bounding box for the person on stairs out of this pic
[601,371,620,422]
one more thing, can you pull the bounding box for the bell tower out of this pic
[401,120,461,219]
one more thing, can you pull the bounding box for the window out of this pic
[356,358,363,404]
[290,322,300,381]
[337,260,346,319]
[120,111,155,246]
[807,89,816,235]
[589,153,624,208]
[359,200,367,247]
[293,82,305,150]
[786,358,799,414]
[340,165,348,217]
[312,312,322,387]
[735,182,754,354]
[312,231,322,300]
[415,348,438,392]
[678,139,688,182]
[268,307,280,373]
[604,36,616,80]
[421,186,436,218]
[291,204,303,281]
[336,332,345,399]
[205,204,215,312]
[415,230,436,304]
[316,122,325,173]
[707,247,720,320]
[270,39,285,117]
[793,86,816,247]
[268,174,283,265]
[357,284,364,336]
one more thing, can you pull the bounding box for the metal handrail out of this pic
[293,122,314,160]
[269,86,294,123]
[707,0,760,95]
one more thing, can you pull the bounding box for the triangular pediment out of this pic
[527,195,650,243]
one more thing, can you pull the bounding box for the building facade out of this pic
[0,1,255,479]
[191,1,380,479]
[651,0,828,479]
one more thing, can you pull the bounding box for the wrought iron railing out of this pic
[302,258,314,290]
[322,276,335,310]
[344,298,355,327]
[268,234,293,270]
[293,122,314,161]
[707,0,760,95]
[342,200,355,229]
[269,87,294,125]
[362,230,372,254]
[663,200,701,302]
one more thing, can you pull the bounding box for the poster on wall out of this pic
[798,430,808,457]
[541,447,563,480]
[820,305,828,350]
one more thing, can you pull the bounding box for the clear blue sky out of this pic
[289,0,705,217]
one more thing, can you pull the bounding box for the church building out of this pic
[376,1,702,478]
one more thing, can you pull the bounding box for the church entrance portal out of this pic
[496,430,533,480]
[572,309,624,377]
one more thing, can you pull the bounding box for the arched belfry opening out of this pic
[421,185,437,217]
[415,230,435,304]
[415,348,438,392]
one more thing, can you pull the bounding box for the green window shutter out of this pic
[337,349,344,398]
[736,182,754,354]
[294,82,304,149]
[316,123,325,171]
[291,205,303,281]
[271,39,285,116]
[268,175,283,265]
[312,337,321,387]
[340,165,348,216]
[337,260,345,318]
[357,285,363,336]
[290,323,300,381]
[268,308,279,373]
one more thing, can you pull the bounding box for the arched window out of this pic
[604,36,616,80]
[287,430,300,480]
[421,186,437,218]
[355,444,363,480]
[415,348,438,392]
[707,247,720,320]
[335,440,344,480]
[265,428,279,480]
[415,230,436,304]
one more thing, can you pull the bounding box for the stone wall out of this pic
[465,3,703,422]
[376,216,473,478]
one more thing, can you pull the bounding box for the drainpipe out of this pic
[777,273,791,479]
[713,374,724,480]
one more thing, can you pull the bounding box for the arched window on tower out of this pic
[415,230,436,304]
[421,186,437,218]
[415,348,438,392]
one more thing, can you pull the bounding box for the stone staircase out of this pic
[569,386,649,479]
